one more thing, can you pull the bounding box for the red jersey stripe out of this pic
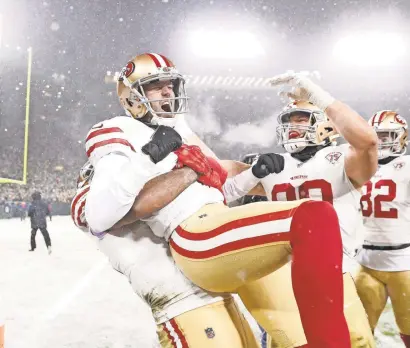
[86,138,136,157]
[86,127,123,143]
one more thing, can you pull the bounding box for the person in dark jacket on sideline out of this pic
[28,191,52,254]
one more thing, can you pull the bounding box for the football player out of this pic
[72,161,261,347]
[355,111,410,348]
[237,72,378,347]
[237,107,374,347]
[84,53,351,347]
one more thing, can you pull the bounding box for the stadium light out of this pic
[333,31,407,67]
[188,30,265,59]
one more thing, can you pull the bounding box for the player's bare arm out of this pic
[270,71,378,188]
[219,160,250,176]
[113,167,198,228]
[142,125,284,205]
[326,101,378,188]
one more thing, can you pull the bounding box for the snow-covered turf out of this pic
[0,217,404,347]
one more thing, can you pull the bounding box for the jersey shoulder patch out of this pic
[322,145,345,165]
[388,156,409,175]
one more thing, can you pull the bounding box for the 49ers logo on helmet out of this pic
[124,62,135,78]
[394,114,406,126]
[119,62,135,81]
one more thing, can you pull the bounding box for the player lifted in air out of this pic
[71,161,260,347]
[355,110,410,348]
[84,53,352,347]
[238,74,378,347]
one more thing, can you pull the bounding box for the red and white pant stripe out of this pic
[169,209,294,259]
[162,318,189,348]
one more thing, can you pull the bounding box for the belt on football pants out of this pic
[362,243,410,251]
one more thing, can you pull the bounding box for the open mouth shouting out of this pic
[161,101,172,113]
[288,130,301,139]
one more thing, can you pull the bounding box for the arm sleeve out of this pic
[222,168,261,203]
[85,152,153,233]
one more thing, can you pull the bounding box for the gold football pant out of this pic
[169,200,303,293]
[170,201,301,292]
[169,200,350,348]
[240,263,375,348]
[355,265,410,335]
[157,297,260,348]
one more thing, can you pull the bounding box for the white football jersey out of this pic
[85,116,223,240]
[71,185,227,324]
[260,145,363,257]
[360,155,410,245]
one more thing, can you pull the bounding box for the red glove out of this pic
[174,145,210,175]
[174,146,228,193]
[198,157,228,189]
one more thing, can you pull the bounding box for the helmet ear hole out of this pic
[126,98,133,107]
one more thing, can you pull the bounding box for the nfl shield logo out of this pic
[205,327,215,339]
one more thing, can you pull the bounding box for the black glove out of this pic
[251,153,285,178]
[142,125,183,163]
